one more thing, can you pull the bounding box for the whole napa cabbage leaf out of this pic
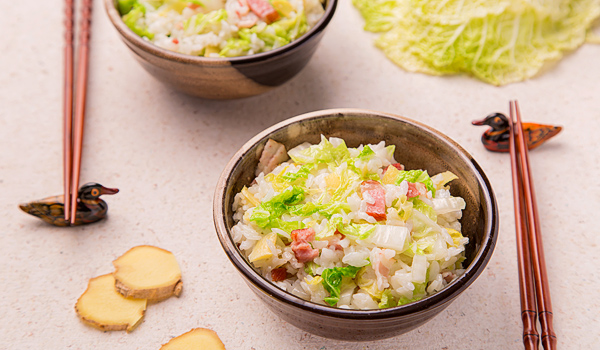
[353,0,600,85]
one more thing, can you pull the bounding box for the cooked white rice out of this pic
[119,0,325,57]
[232,136,469,309]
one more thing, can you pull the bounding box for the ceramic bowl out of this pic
[104,0,337,99]
[213,109,498,341]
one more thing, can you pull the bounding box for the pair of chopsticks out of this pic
[508,101,557,350]
[63,0,94,224]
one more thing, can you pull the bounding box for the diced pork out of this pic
[247,0,280,23]
[271,267,287,281]
[360,180,387,221]
[226,0,250,17]
[391,163,404,171]
[256,139,288,176]
[406,182,427,198]
[291,228,315,243]
[370,248,396,291]
[442,271,456,283]
[383,163,404,174]
[291,228,318,263]
[291,242,318,263]
[326,233,345,251]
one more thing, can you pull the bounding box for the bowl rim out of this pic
[213,108,498,319]
[104,0,338,65]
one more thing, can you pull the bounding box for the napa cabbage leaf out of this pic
[353,0,600,85]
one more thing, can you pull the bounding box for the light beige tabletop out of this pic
[1,1,599,349]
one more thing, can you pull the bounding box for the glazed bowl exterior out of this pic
[213,109,498,340]
[104,0,337,99]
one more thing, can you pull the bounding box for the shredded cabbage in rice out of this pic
[117,0,325,57]
[232,136,469,309]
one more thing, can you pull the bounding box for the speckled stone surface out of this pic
[1,1,599,349]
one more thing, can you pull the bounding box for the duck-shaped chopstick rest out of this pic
[19,183,119,227]
[472,113,562,153]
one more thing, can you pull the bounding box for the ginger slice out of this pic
[113,245,183,301]
[75,274,146,332]
[160,328,226,350]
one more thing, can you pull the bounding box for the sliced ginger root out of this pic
[75,274,147,332]
[160,328,226,350]
[113,245,183,301]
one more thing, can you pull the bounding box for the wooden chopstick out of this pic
[69,0,94,224]
[63,0,75,222]
[509,101,557,350]
[509,101,540,350]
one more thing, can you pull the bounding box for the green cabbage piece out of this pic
[264,10,308,43]
[288,201,351,220]
[394,169,435,196]
[410,198,441,239]
[378,289,398,309]
[330,167,362,202]
[316,216,343,240]
[337,222,377,240]
[250,186,305,228]
[353,0,600,85]
[345,160,381,181]
[122,3,154,39]
[117,0,137,15]
[289,135,351,166]
[357,145,375,160]
[281,164,313,182]
[345,145,383,181]
[314,215,377,240]
[304,261,319,276]
[396,282,427,306]
[321,266,362,306]
[184,9,227,35]
[411,198,437,222]
[265,164,312,193]
[219,37,253,57]
[269,218,305,234]
[220,11,309,57]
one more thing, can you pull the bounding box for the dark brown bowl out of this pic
[213,109,498,341]
[104,0,337,99]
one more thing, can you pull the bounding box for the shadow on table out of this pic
[163,63,335,145]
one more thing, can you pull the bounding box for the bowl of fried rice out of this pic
[105,0,337,99]
[213,108,498,340]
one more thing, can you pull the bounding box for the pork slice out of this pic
[291,227,316,243]
[247,0,280,23]
[271,267,287,282]
[256,139,288,176]
[407,182,427,198]
[360,180,387,221]
[291,241,319,263]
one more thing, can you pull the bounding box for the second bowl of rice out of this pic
[104,0,337,99]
